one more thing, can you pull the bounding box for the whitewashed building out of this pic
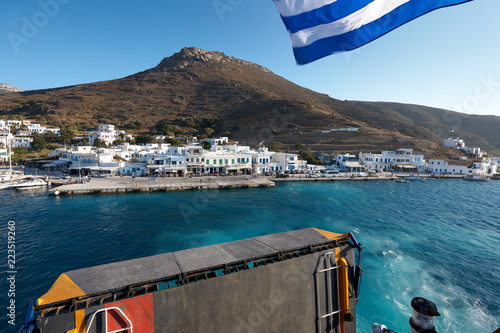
[2,120,22,127]
[335,154,365,172]
[11,136,32,148]
[444,137,485,158]
[27,123,46,134]
[204,151,252,175]
[145,143,253,176]
[359,149,426,172]
[147,155,187,176]
[201,137,229,147]
[88,124,119,146]
[251,147,275,173]
[56,146,123,175]
[2,120,60,137]
[0,130,33,148]
[444,137,466,149]
[49,136,311,177]
[119,163,148,177]
[274,152,306,171]
[0,148,9,162]
[48,147,72,158]
[469,159,498,175]
[46,128,61,137]
[0,131,12,148]
[427,160,468,175]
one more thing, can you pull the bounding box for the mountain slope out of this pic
[0,47,496,157]
[348,101,499,152]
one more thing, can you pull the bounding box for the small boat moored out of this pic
[408,175,426,181]
[463,175,490,181]
[7,177,48,190]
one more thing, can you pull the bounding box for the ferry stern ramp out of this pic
[19,228,363,333]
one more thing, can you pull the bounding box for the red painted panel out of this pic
[105,294,154,332]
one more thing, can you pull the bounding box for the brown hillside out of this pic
[348,101,500,153]
[0,47,487,159]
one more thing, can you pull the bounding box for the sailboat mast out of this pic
[8,126,12,178]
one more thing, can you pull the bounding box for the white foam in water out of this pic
[357,235,498,333]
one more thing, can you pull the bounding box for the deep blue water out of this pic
[1,179,499,333]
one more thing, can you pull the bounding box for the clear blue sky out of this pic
[1,0,499,116]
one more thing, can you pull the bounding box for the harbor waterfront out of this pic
[1,180,499,333]
[46,173,401,196]
[48,175,275,195]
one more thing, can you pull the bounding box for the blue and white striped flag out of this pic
[273,0,471,64]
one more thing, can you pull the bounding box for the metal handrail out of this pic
[315,252,346,333]
[85,307,133,333]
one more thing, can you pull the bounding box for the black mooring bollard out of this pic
[410,297,441,333]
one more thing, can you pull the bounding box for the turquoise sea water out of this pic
[1,179,499,333]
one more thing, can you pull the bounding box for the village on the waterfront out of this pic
[1,120,499,195]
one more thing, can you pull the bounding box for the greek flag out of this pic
[273,0,471,64]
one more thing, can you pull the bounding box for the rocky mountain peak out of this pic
[154,47,272,73]
[0,83,23,94]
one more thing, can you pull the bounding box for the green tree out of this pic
[12,147,28,161]
[201,141,211,150]
[155,119,174,135]
[93,138,108,148]
[32,133,48,151]
[113,139,125,146]
[135,134,155,144]
[45,131,57,143]
[298,146,319,164]
[9,124,20,133]
[59,124,79,143]
[165,137,182,146]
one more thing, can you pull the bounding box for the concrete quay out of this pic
[49,175,274,196]
[272,172,466,182]
[272,175,398,182]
